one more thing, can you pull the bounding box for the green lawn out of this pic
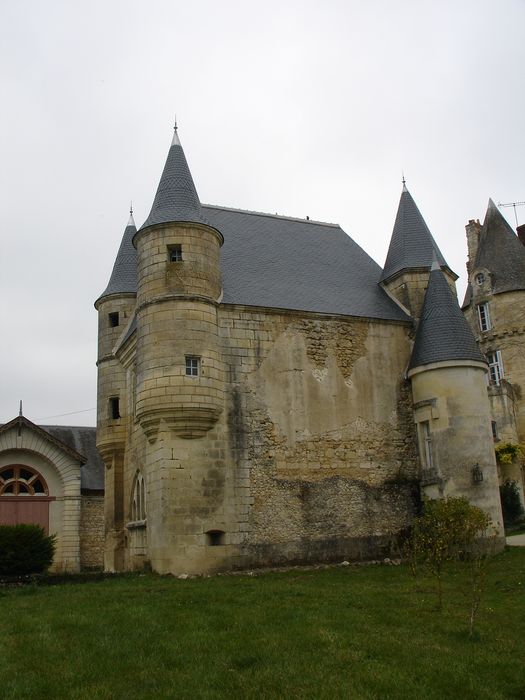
[1,549,524,700]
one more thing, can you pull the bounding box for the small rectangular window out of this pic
[477,303,491,332]
[185,356,200,377]
[487,351,504,386]
[109,397,120,419]
[491,421,498,441]
[109,312,120,328]
[168,245,183,262]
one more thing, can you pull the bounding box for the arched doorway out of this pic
[0,465,55,533]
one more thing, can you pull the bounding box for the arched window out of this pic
[0,465,49,496]
[130,472,146,522]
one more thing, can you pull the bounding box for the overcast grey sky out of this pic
[1,0,524,426]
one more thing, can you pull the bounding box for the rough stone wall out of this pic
[221,307,420,567]
[80,494,104,569]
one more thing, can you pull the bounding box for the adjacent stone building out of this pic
[0,414,104,571]
[462,203,525,505]
[95,125,508,575]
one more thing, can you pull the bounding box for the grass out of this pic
[1,549,524,699]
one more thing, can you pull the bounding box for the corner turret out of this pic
[95,209,138,570]
[133,124,224,441]
[408,262,504,536]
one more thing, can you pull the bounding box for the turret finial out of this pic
[127,201,135,227]
[19,400,23,416]
[171,115,181,146]
[402,172,407,192]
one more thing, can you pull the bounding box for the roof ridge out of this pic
[202,203,340,228]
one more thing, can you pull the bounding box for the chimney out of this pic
[465,219,482,276]
[517,224,525,248]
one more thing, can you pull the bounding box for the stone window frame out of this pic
[477,302,491,332]
[108,311,120,328]
[486,350,504,386]
[185,356,200,377]
[475,272,485,286]
[168,244,183,262]
[129,471,146,525]
[108,396,121,420]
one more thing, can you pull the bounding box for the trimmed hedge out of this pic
[0,524,56,575]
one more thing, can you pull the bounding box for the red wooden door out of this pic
[0,498,51,533]
[0,465,53,533]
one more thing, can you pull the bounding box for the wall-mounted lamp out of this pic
[472,463,484,483]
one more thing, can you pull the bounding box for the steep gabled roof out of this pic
[98,204,410,322]
[138,128,214,234]
[207,205,409,320]
[0,414,86,463]
[409,262,486,370]
[474,199,525,295]
[95,211,138,306]
[381,186,450,283]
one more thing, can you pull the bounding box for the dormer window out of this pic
[168,245,183,262]
[475,273,485,286]
[477,303,491,332]
[109,312,120,328]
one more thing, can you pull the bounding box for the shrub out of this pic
[500,480,525,526]
[0,524,56,576]
[495,443,522,465]
[410,497,491,610]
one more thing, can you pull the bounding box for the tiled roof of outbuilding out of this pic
[95,212,138,305]
[381,186,450,282]
[42,425,104,492]
[409,262,486,370]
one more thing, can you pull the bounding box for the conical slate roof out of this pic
[95,211,138,305]
[409,262,486,370]
[381,186,450,282]
[138,128,212,232]
[474,199,525,294]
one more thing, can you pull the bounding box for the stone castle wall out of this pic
[115,304,419,574]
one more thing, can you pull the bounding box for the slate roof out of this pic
[474,199,525,295]
[95,212,138,305]
[42,425,104,492]
[381,186,451,282]
[138,129,214,234]
[409,263,486,370]
[0,416,104,492]
[204,206,409,320]
[99,128,411,322]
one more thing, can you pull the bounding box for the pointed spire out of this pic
[95,210,138,306]
[381,186,451,283]
[409,265,486,370]
[139,123,210,232]
[474,198,525,294]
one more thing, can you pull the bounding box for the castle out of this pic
[92,125,525,575]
